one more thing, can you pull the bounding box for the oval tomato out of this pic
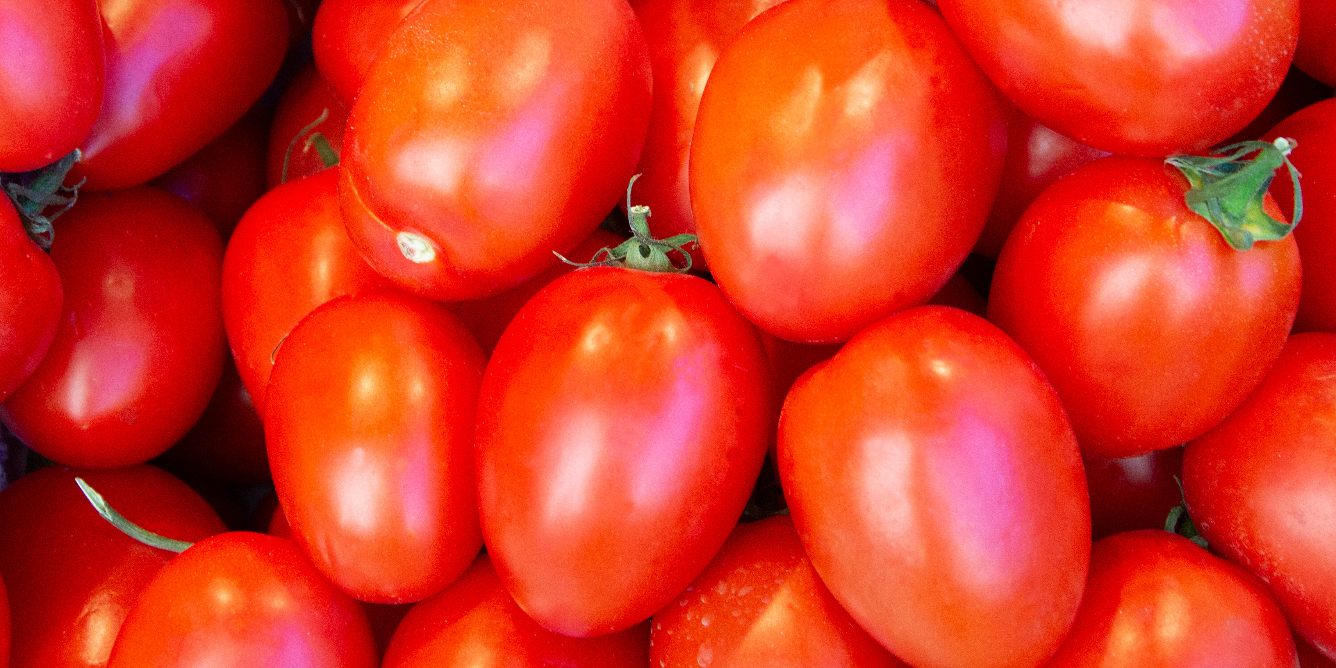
[0,199,61,403]
[778,306,1089,668]
[1297,0,1336,85]
[476,266,771,636]
[340,0,652,301]
[938,0,1299,155]
[1267,99,1336,332]
[1,188,226,468]
[691,0,1005,342]
[311,0,425,104]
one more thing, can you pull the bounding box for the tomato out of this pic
[1,188,227,468]
[778,306,1089,668]
[0,0,103,172]
[76,0,288,190]
[108,532,378,667]
[265,65,347,188]
[266,292,484,603]
[312,0,425,103]
[988,156,1300,458]
[154,107,269,237]
[1048,530,1296,667]
[339,0,652,301]
[691,0,1005,343]
[0,466,224,668]
[155,359,268,487]
[1184,333,1336,661]
[1084,447,1184,539]
[651,516,902,667]
[383,556,648,667]
[1267,99,1336,332]
[1302,639,1336,668]
[1296,0,1336,85]
[476,266,770,636]
[937,0,1299,155]
[221,168,393,415]
[0,199,61,403]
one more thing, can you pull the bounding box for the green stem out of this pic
[281,108,338,184]
[1164,476,1208,549]
[74,477,193,554]
[555,174,698,273]
[1165,138,1302,251]
[0,149,85,250]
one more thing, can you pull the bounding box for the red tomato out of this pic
[383,556,648,667]
[76,0,288,189]
[1,188,227,468]
[155,359,268,487]
[0,0,103,172]
[778,306,1089,668]
[221,168,393,415]
[1297,0,1336,85]
[339,0,652,300]
[265,65,348,188]
[1084,447,1184,539]
[312,0,425,103]
[1048,531,1296,667]
[651,516,902,667]
[691,0,1005,343]
[1227,68,1333,144]
[0,466,224,668]
[154,107,269,237]
[107,532,378,667]
[0,199,61,403]
[1184,333,1336,660]
[937,0,1299,155]
[476,266,771,636]
[1268,99,1336,332]
[266,292,485,603]
[988,156,1300,458]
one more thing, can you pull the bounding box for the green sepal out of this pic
[281,107,340,184]
[555,175,698,274]
[75,477,194,554]
[0,149,84,250]
[1164,476,1208,549]
[1165,138,1302,251]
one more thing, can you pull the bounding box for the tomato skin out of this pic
[778,306,1089,668]
[651,516,902,667]
[383,556,649,667]
[1267,99,1336,333]
[476,266,771,636]
[0,200,61,404]
[1084,447,1184,540]
[340,0,652,301]
[107,532,378,668]
[1048,531,1296,667]
[988,157,1300,458]
[312,0,425,104]
[1183,333,1336,660]
[1296,0,1336,85]
[1,188,227,468]
[77,0,288,190]
[691,0,1005,343]
[154,107,269,237]
[266,292,485,603]
[221,168,394,415]
[0,466,224,668]
[938,0,1298,156]
[265,65,348,188]
[0,0,103,172]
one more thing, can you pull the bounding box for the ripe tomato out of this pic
[1084,447,1184,539]
[154,107,269,237]
[1184,333,1336,661]
[340,0,652,301]
[937,0,1299,155]
[1297,0,1336,85]
[1048,531,1296,667]
[651,515,902,667]
[1,188,227,468]
[266,292,485,603]
[0,199,61,403]
[383,556,649,667]
[778,306,1089,668]
[691,0,1005,343]
[0,466,224,668]
[988,156,1300,458]
[312,0,425,103]
[476,266,771,636]
[0,0,103,172]
[108,532,377,667]
[1267,99,1336,332]
[265,65,347,188]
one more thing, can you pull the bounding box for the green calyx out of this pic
[556,174,698,273]
[75,477,193,554]
[1165,138,1302,251]
[0,149,85,250]
[1165,476,1208,549]
[280,107,340,184]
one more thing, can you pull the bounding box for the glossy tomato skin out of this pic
[1048,531,1296,667]
[691,0,1005,343]
[1268,99,1336,332]
[0,466,225,668]
[988,157,1301,458]
[938,0,1298,155]
[651,516,902,667]
[1,188,227,468]
[0,0,103,171]
[221,168,393,415]
[266,292,485,603]
[1184,333,1336,660]
[1084,447,1184,540]
[265,65,348,188]
[1297,0,1336,85]
[383,556,648,667]
[0,200,61,403]
[312,0,425,103]
[107,532,378,668]
[77,0,288,189]
[778,306,1089,668]
[340,0,652,301]
[476,266,771,636]
[154,107,269,237]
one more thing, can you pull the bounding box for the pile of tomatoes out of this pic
[0,0,1334,665]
